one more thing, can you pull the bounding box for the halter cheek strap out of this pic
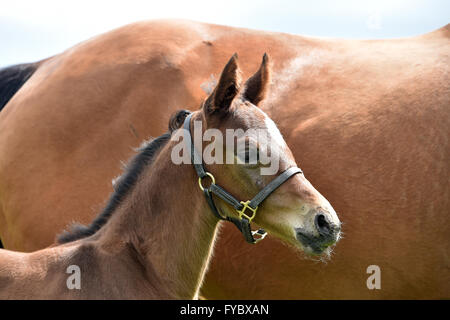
[183,113,302,244]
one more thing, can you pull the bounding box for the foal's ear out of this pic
[204,53,241,114]
[242,53,271,106]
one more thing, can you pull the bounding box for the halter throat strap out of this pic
[183,113,302,244]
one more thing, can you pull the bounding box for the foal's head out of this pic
[181,54,341,256]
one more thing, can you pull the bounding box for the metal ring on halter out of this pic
[198,172,216,191]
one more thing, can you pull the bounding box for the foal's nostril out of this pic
[315,213,331,235]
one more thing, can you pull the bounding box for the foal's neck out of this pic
[94,140,220,299]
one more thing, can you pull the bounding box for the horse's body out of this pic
[0,20,449,298]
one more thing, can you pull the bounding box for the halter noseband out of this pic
[183,113,303,244]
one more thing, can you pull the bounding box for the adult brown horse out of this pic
[0,20,449,299]
[0,55,340,299]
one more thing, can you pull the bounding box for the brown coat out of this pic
[0,20,448,298]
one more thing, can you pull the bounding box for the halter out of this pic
[183,113,303,244]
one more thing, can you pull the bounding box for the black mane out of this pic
[0,63,38,111]
[58,109,191,243]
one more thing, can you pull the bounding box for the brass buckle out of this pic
[237,200,258,222]
[198,172,216,191]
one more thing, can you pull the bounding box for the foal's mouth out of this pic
[295,227,340,255]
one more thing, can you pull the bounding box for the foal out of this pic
[0,54,340,299]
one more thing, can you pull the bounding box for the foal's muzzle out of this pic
[295,211,341,254]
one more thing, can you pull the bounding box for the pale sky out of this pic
[0,0,448,67]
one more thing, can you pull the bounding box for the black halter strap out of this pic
[183,113,302,244]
